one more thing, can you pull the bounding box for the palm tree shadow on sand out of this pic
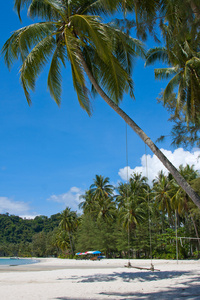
[54,270,200,299]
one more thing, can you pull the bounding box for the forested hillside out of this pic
[0,213,61,257]
[1,167,200,259]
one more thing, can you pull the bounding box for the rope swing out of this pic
[125,123,131,268]
[145,144,154,272]
[124,124,157,271]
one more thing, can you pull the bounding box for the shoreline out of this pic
[0,257,199,271]
[1,258,200,299]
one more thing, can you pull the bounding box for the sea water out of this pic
[0,258,38,266]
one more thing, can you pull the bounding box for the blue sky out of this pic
[0,2,199,218]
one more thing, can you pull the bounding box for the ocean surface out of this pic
[0,258,38,266]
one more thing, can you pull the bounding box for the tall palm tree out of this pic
[153,171,173,216]
[90,175,115,222]
[152,171,175,234]
[90,175,114,200]
[59,207,78,256]
[116,173,148,234]
[54,229,69,253]
[79,189,95,214]
[129,172,149,192]
[2,0,200,209]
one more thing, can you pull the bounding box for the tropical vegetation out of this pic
[1,168,200,259]
[1,0,200,259]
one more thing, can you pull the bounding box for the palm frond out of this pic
[79,0,120,15]
[14,0,32,21]
[81,24,144,102]
[71,63,92,115]
[81,46,101,99]
[44,0,67,19]
[20,35,56,103]
[145,47,169,66]
[28,0,64,20]
[64,27,85,86]
[163,72,182,104]
[176,77,187,112]
[2,28,26,69]
[154,66,180,80]
[47,44,66,105]
[98,52,131,103]
[106,53,125,101]
[71,15,110,62]
[189,76,196,119]
[186,57,200,83]
[107,26,145,74]
[64,28,91,114]
[2,22,55,69]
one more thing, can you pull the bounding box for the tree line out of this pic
[0,213,61,257]
[1,166,200,259]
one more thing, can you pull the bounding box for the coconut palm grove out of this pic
[1,170,200,258]
[1,1,200,258]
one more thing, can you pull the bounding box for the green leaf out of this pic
[14,0,32,21]
[163,72,182,104]
[1,22,55,69]
[154,67,180,80]
[28,0,64,20]
[47,44,67,105]
[145,47,169,66]
[70,15,109,62]
[20,35,56,103]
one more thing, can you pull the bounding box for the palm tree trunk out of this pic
[80,55,200,209]
[191,215,200,247]
[175,210,179,262]
[68,231,74,256]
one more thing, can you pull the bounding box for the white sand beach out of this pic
[0,258,200,299]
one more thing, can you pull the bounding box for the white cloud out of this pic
[48,187,84,211]
[0,197,35,218]
[20,215,37,220]
[118,148,200,184]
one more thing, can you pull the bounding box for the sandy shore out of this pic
[0,258,200,299]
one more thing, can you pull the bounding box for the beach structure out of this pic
[75,250,102,260]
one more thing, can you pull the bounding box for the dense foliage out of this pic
[1,169,200,259]
[1,1,200,258]
[0,213,61,257]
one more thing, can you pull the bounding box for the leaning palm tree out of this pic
[2,0,200,209]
